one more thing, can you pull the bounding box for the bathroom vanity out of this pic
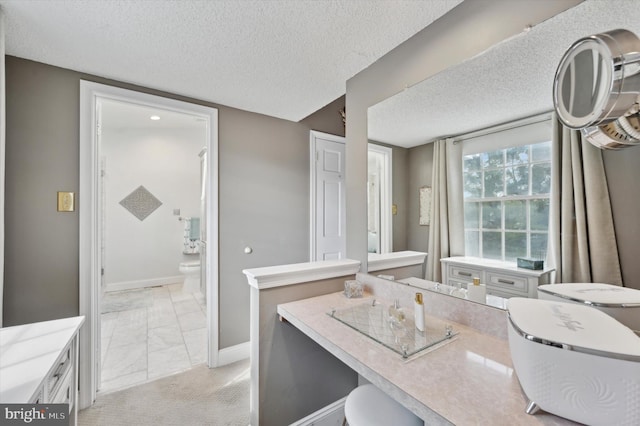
[0,316,85,425]
[441,256,554,299]
[278,287,577,425]
[245,253,582,425]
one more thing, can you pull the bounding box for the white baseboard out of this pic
[105,276,183,292]
[218,341,250,366]
[290,397,347,426]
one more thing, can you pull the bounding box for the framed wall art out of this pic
[419,186,432,226]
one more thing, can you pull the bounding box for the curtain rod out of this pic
[447,111,554,144]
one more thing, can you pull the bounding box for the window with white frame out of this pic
[462,118,552,262]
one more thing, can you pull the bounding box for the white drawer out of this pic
[486,287,517,299]
[486,272,528,293]
[30,386,44,404]
[47,345,73,397]
[449,265,481,282]
[51,367,73,408]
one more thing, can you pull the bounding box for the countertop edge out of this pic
[276,303,452,425]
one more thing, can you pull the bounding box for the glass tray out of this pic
[328,301,457,358]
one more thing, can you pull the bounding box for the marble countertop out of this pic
[277,292,577,425]
[0,316,85,403]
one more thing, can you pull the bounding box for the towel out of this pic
[189,218,200,240]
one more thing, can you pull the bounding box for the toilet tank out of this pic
[507,297,640,426]
[538,283,640,333]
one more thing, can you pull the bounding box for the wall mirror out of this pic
[364,0,640,305]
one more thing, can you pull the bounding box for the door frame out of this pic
[78,81,219,409]
[367,143,393,254]
[309,130,346,261]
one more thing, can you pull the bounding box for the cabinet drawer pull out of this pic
[498,279,515,285]
[458,271,472,277]
[53,360,68,378]
[48,355,70,392]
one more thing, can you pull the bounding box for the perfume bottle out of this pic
[467,277,486,303]
[388,298,406,322]
[388,299,407,344]
[414,292,425,332]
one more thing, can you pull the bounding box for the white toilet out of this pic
[179,260,201,293]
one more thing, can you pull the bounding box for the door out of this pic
[79,81,219,409]
[310,131,346,261]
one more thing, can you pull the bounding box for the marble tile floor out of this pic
[99,283,207,394]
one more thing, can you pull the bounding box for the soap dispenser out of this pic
[414,292,425,332]
[467,277,486,303]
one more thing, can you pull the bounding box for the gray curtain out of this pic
[426,139,464,282]
[0,7,5,326]
[548,115,623,286]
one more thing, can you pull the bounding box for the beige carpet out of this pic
[79,359,250,426]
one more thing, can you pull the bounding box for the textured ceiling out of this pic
[0,0,462,122]
[369,0,640,148]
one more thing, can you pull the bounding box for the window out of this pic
[463,141,551,262]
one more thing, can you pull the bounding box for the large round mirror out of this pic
[554,29,640,128]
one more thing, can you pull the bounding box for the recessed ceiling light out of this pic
[150,115,161,121]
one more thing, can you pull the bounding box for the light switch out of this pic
[57,192,75,212]
[392,204,398,215]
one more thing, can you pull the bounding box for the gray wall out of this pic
[392,144,409,251]
[3,56,345,348]
[407,143,434,254]
[5,58,80,324]
[603,149,640,290]
[252,277,357,426]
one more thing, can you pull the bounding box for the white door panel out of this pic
[323,181,341,236]
[323,150,341,173]
[310,131,346,261]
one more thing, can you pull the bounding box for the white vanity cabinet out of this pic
[0,316,85,425]
[440,257,554,298]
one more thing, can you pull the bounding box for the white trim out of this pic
[104,276,183,293]
[309,130,346,261]
[289,396,347,426]
[79,81,219,409]
[367,250,427,272]
[461,114,553,155]
[368,143,393,254]
[456,112,552,143]
[243,259,360,290]
[0,9,5,328]
[217,341,250,366]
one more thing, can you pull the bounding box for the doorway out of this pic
[309,132,393,260]
[79,82,219,409]
[98,98,208,392]
[367,143,392,254]
[309,131,346,261]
